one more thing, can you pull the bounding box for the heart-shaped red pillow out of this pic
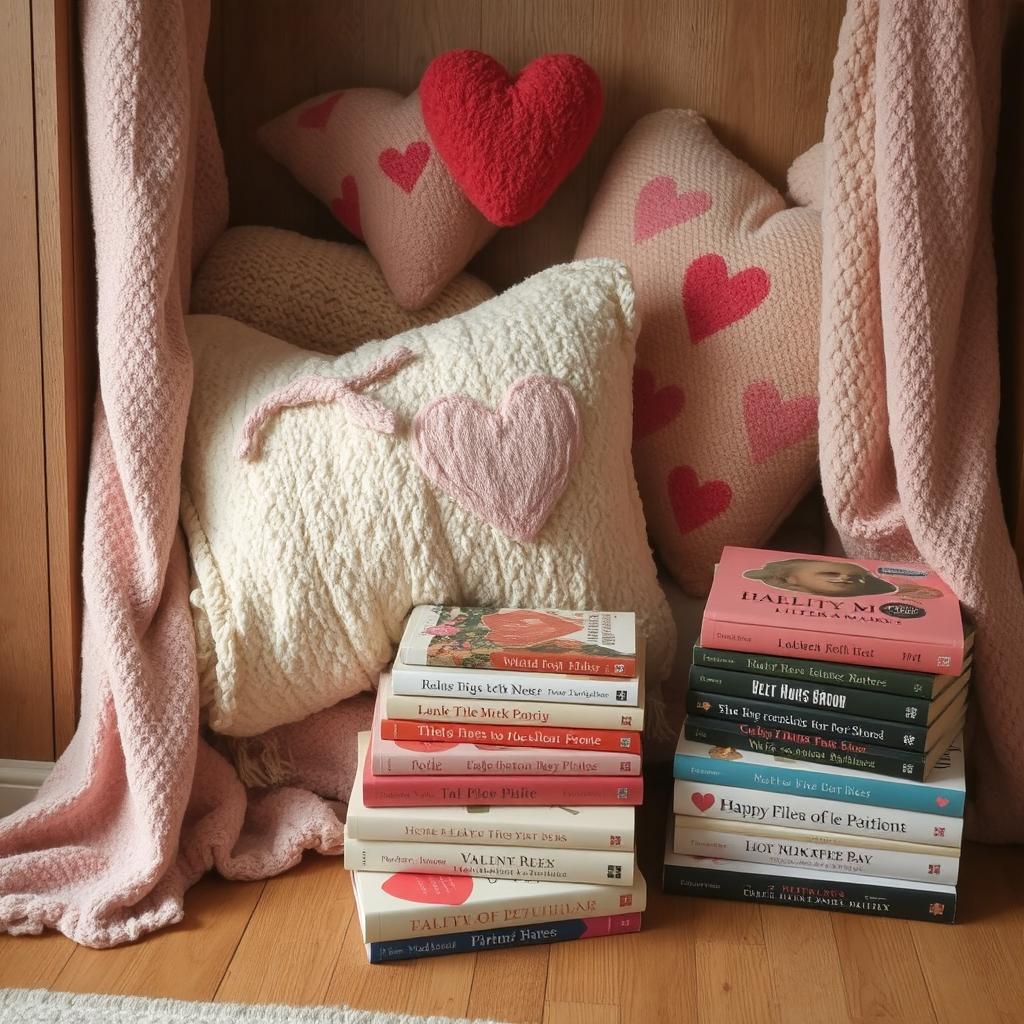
[420,50,603,226]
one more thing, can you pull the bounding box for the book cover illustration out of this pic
[351,866,648,942]
[701,547,966,674]
[400,605,637,677]
[348,734,636,851]
[673,733,967,816]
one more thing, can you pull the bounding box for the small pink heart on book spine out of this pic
[633,368,684,441]
[691,792,715,813]
[297,91,344,129]
[633,177,712,242]
[742,380,818,463]
[379,141,432,194]
[682,253,770,343]
[667,465,732,534]
[936,796,950,808]
[330,175,363,240]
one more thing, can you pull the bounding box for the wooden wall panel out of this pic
[209,0,844,290]
[0,0,55,760]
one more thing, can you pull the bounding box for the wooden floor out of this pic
[2,778,1022,1024]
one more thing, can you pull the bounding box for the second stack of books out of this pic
[345,605,649,962]
[664,546,971,924]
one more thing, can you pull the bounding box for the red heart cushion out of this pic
[420,50,603,226]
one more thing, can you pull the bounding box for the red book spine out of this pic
[700,618,964,676]
[486,651,637,678]
[379,717,642,754]
[361,753,644,807]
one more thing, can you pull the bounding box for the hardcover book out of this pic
[692,644,973,700]
[399,605,638,678]
[361,909,642,963]
[362,737,644,807]
[683,714,964,783]
[379,715,642,754]
[390,647,642,707]
[344,827,636,885]
[686,684,968,753]
[351,867,648,942]
[662,848,956,923]
[673,779,963,847]
[688,663,971,726]
[348,735,636,851]
[673,733,967,817]
[700,547,966,675]
[672,815,960,884]
[381,672,646,732]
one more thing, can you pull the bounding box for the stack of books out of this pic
[345,605,649,962]
[664,546,971,924]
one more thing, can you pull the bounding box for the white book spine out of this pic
[672,822,960,885]
[390,664,639,707]
[371,745,640,777]
[345,837,635,886]
[384,689,645,731]
[345,809,636,852]
[673,780,963,848]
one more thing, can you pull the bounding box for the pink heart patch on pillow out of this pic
[577,110,821,594]
[259,88,495,310]
[411,375,582,542]
[420,50,603,226]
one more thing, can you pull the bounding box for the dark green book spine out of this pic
[688,664,932,723]
[662,863,956,923]
[683,718,927,782]
[686,689,931,751]
[692,645,941,698]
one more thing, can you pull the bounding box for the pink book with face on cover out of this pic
[700,547,966,675]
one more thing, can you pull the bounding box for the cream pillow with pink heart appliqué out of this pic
[576,110,821,596]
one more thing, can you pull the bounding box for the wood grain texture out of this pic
[207,0,844,290]
[0,0,55,761]
[31,0,91,755]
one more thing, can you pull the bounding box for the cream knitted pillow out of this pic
[190,226,494,354]
[576,110,822,596]
[182,259,675,737]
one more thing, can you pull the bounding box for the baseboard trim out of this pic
[0,759,54,817]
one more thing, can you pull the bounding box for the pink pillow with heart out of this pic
[259,88,496,310]
[576,110,822,595]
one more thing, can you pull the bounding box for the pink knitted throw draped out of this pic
[820,0,1024,840]
[0,0,372,947]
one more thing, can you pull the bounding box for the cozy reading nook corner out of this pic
[2,1,1024,1023]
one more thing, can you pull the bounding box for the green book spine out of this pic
[692,645,942,698]
[688,664,932,724]
[683,718,928,783]
[686,689,931,751]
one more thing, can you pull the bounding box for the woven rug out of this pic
[0,990,507,1024]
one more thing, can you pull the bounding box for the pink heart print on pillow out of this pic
[576,110,822,595]
[259,50,603,310]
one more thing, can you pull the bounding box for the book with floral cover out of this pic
[399,605,638,677]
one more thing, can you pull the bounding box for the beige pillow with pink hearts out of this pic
[576,110,822,596]
[259,89,496,311]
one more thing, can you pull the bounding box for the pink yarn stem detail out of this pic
[236,346,415,461]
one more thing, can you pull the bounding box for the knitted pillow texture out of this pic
[258,87,495,311]
[190,225,494,354]
[575,110,822,596]
[181,259,675,737]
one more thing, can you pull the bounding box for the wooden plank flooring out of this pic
[1,779,1022,1024]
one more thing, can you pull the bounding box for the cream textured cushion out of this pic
[576,110,822,596]
[190,226,494,354]
[182,259,675,737]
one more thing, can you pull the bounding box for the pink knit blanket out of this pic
[0,0,371,946]
[820,0,1024,840]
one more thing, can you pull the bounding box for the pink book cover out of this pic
[361,739,644,807]
[700,547,965,675]
[370,689,641,776]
